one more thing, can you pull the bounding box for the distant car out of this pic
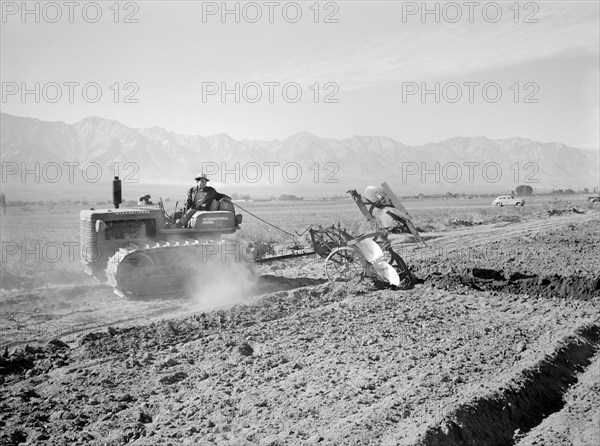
[492,195,525,206]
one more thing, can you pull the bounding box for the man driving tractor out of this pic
[175,173,227,227]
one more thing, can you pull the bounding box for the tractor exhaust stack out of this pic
[112,176,122,209]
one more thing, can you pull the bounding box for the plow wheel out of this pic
[325,247,366,285]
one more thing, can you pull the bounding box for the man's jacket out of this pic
[185,186,217,211]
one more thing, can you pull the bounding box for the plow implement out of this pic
[246,182,422,289]
[252,226,416,289]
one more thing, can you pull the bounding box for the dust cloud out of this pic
[186,245,258,311]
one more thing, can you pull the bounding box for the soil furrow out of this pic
[417,325,600,446]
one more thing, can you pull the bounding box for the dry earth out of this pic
[1,212,599,445]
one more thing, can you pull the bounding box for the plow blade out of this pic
[372,262,400,286]
[352,237,400,286]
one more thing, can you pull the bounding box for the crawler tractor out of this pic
[80,177,243,298]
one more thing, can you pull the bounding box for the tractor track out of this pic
[417,324,600,446]
[423,269,600,300]
[403,212,598,250]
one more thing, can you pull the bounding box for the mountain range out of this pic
[1,112,598,194]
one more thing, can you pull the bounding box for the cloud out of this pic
[242,2,599,90]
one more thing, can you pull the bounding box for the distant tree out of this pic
[582,188,589,194]
[279,194,303,201]
[564,188,575,195]
[515,185,534,196]
[231,193,252,201]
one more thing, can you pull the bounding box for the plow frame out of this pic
[251,182,420,288]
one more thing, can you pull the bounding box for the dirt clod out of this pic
[238,342,254,356]
[472,268,505,281]
[158,372,188,385]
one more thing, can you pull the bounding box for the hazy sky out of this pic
[1,1,599,148]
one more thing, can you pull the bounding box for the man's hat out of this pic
[194,173,209,181]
